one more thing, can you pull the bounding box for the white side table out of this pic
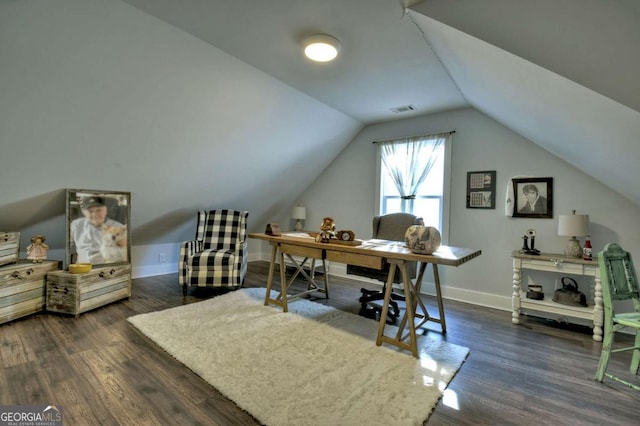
[511,251,603,341]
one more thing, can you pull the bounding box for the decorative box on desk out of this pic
[46,264,131,317]
[1,260,59,325]
[0,232,20,267]
[511,251,602,341]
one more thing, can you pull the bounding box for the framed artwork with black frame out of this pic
[65,189,131,268]
[512,177,553,218]
[466,170,496,209]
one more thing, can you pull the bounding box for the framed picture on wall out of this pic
[466,170,496,209]
[512,177,553,218]
[65,189,131,267]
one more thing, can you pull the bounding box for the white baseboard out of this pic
[327,262,512,312]
[132,262,178,279]
[130,243,180,279]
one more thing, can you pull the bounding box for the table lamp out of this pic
[292,206,306,231]
[558,210,589,258]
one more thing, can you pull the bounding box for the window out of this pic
[376,133,451,239]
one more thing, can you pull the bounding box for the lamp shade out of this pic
[292,206,306,220]
[558,213,589,237]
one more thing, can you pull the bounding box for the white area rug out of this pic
[128,288,469,425]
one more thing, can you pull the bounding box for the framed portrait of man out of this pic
[65,189,131,268]
[512,177,553,219]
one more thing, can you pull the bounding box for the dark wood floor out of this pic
[1,262,638,425]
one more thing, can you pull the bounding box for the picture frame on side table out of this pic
[65,189,131,268]
[466,170,496,209]
[512,177,553,219]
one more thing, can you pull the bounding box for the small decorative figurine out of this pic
[26,235,49,263]
[519,229,540,255]
[315,216,337,243]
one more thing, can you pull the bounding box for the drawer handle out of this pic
[11,268,34,279]
[99,269,116,278]
[550,258,564,267]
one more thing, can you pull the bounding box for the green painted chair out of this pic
[595,243,640,390]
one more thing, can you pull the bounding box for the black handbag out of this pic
[552,277,588,307]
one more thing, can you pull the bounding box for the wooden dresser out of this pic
[0,260,60,325]
[46,264,132,317]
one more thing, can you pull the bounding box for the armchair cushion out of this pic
[188,249,235,268]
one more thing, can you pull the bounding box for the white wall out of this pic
[290,107,640,310]
[0,0,361,274]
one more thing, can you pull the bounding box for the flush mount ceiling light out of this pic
[303,34,341,62]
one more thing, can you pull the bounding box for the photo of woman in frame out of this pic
[512,178,553,218]
[66,189,131,267]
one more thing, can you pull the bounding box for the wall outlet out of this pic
[158,253,166,263]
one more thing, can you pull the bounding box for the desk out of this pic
[250,232,481,357]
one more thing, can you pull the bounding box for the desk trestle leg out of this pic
[264,244,330,312]
[376,261,447,358]
[376,260,419,358]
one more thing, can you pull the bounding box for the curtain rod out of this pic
[372,130,456,144]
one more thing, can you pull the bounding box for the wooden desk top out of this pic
[249,232,481,267]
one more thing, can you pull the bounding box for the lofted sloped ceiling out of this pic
[123,0,640,206]
[409,0,640,205]
[411,0,640,113]
[120,0,469,123]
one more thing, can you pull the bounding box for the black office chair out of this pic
[347,213,424,323]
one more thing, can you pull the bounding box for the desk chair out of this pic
[595,243,640,390]
[347,213,423,323]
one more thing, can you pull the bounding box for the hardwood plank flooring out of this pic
[1,261,638,425]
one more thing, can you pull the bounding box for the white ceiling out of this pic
[121,0,640,205]
[120,0,468,124]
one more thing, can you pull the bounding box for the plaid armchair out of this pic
[179,209,249,296]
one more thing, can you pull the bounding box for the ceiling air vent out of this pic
[390,105,415,113]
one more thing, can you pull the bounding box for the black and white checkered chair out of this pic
[179,209,249,296]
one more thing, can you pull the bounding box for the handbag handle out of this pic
[561,276,578,291]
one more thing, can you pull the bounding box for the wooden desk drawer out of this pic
[326,251,383,269]
[280,243,323,259]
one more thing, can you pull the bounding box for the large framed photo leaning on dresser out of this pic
[57,189,133,316]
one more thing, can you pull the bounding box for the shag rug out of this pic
[128,288,469,425]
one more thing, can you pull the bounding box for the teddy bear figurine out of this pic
[315,216,337,243]
[26,235,49,263]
